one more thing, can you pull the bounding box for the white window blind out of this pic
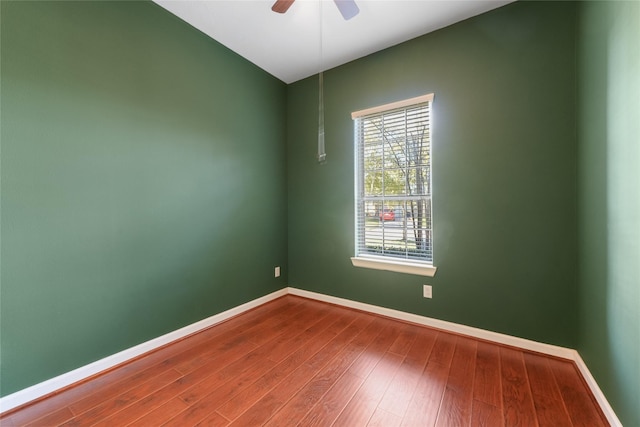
[353,94,434,265]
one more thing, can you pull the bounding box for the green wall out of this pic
[577,2,640,425]
[288,1,579,347]
[0,1,288,396]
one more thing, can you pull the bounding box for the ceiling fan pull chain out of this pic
[318,71,326,163]
[317,0,326,164]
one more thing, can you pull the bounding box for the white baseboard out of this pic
[0,288,288,414]
[0,286,622,426]
[287,287,575,358]
[287,287,622,427]
[573,352,623,427]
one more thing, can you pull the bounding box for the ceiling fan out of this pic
[271,0,360,20]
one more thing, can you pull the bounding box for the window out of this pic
[351,94,436,277]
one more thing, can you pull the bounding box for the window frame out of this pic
[350,94,437,277]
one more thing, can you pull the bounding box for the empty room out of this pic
[1,0,638,425]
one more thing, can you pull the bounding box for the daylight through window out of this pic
[353,94,434,267]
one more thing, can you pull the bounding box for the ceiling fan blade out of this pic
[333,0,359,20]
[272,0,295,14]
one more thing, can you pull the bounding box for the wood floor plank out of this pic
[226,311,367,426]
[297,372,364,427]
[5,405,69,427]
[157,396,220,426]
[471,399,504,427]
[445,336,478,393]
[400,361,449,427]
[500,346,538,427]
[400,332,457,427]
[166,352,275,426]
[523,352,573,427]
[67,362,179,416]
[434,336,477,426]
[263,318,378,427]
[405,327,439,362]
[436,387,471,427]
[387,324,419,356]
[548,357,608,427]
[346,320,403,379]
[529,391,573,427]
[93,336,262,427]
[173,336,259,377]
[345,316,389,349]
[207,307,340,412]
[166,358,277,426]
[64,318,261,418]
[215,311,365,421]
[241,299,325,347]
[95,359,222,426]
[367,407,402,426]
[62,368,183,426]
[23,407,74,427]
[225,358,324,425]
[333,351,404,426]
[264,304,339,363]
[0,296,609,427]
[107,349,273,426]
[323,308,362,336]
[95,315,283,426]
[147,296,302,377]
[171,299,310,374]
[193,411,229,427]
[426,330,458,367]
[179,342,279,405]
[127,397,189,427]
[473,340,502,407]
[376,328,437,417]
[1,360,162,427]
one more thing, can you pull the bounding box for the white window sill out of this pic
[351,256,437,277]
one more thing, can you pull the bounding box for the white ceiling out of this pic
[154,0,514,84]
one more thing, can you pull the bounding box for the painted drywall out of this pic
[0,1,287,396]
[577,1,640,425]
[287,1,579,347]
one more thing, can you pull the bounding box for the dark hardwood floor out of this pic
[0,295,609,426]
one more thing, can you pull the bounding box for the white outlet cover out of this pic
[275,266,281,278]
[423,285,432,299]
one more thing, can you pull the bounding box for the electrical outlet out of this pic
[423,284,432,299]
[275,266,281,278]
